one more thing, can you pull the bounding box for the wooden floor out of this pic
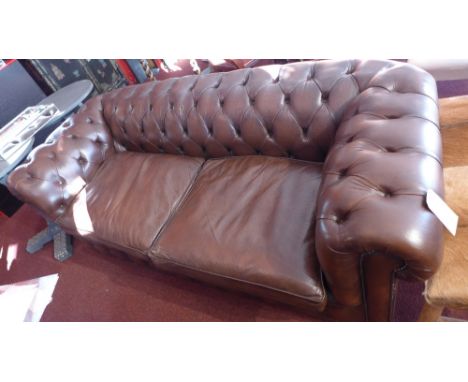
[440,95,468,128]
[440,95,468,167]
[419,95,468,321]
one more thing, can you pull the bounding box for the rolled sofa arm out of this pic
[7,96,114,221]
[315,63,445,306]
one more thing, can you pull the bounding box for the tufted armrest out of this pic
[315,62,445,307]
[7,96,114,221]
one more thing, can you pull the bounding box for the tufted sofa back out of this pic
[7,59,443,320]
[99,60,378,162]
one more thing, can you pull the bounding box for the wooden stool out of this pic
[419,96,468,321]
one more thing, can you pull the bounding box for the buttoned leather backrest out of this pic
[7,96,114,220]
[101,60,372,162]
[7,59,444,319]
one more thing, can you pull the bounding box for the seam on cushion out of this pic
[146,155,323,255]
[205,154,324,167]
[62,166,326,306]
[149,250,327,305]
[147,159,207,252]
[57,153,201,239]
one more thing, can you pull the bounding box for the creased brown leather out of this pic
[150,156,326,310]
[100,60,363,162]
[58,152,204,253]
[315,62,444,306]
[6,60,444,317]
[7,96,114,220]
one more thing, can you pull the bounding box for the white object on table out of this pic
[0,104,59,180]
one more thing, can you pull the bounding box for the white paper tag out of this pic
[426,189,459,236]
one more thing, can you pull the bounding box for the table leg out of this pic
[26,221,72,261]
[418,302,444,322]
[52,228,73,261]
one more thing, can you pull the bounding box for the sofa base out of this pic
[86,239,367,321]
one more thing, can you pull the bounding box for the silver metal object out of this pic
[0,104,59,158]
[0,104,59,181]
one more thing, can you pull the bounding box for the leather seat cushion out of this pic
[58,152,204,256]
[149,156,326,309]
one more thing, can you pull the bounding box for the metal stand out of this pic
[26,221,73,261]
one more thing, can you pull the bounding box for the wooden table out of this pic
[419,95,468,321]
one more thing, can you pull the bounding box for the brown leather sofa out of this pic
[7,60,444,321]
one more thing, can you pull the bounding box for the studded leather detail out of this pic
[100,60,368,161]
[7,96,114,220]
[6,60,444,314]
[314,61,443,306]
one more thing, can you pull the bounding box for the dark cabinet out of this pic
[20,59,127,95]
[0,60,46,128]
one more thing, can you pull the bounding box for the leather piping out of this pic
[147,159,207,250]
[149,249,327,307]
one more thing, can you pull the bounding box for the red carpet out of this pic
[1,205,467,321]
[0,210,8,225]
[0,205,317,321]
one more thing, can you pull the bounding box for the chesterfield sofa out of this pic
[7,60,444,321]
